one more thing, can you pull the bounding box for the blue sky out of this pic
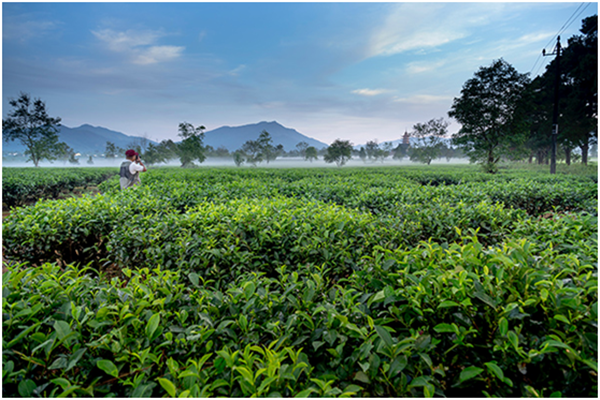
[3,1,598,145]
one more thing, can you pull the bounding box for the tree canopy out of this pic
[409,118,449,165]
[177,122,207,167]
[2,93,65,167]
[449,58,530,172]
[324,139,353,167]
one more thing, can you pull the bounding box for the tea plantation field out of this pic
[2,165,598,397]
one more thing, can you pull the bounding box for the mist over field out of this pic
[1,157,471,169]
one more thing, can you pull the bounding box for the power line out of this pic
[529,2,591,77]
[557,2,591,38]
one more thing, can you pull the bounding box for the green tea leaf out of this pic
[295,388,317,397]
[507,331,519,350]
[484,362,504,381]
[438,300,460,308]
[188,272,199,286]
[374,325,394,348]
[498,317,508,336]
[146,313,161,340]
[459,366,484,383]
[158,378,177,397]
[243,281,256,299]
[553,314,570,324]
[433,323,459,334]
[18,379,37,397]
[97,359,119,378]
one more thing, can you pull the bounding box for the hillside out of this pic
[203,121,328,152]
[2,124,156,155]
[2,121,327,155]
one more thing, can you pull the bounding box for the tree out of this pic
[177,122,207,167]
[358,147,367,162]
[258,131,278,163]
[296,141,309,158]
[409,118,449,165]
[241,140,263,166]
[233,150,245,167]
[105,141,117,158]
[365,141,379,161]
[448,59,531,173]
[54,142,75,164]
[324,139,353,167]
[305,146,318,162]
[145,139,178,165]
[87,155,94,165]
[549,15,597,164]
[2,93,65,167]
[377,142,394,163]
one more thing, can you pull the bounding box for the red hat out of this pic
[125,149,136,157]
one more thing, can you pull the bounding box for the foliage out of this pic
[543,15,597,164]
[2,93,66,167]
[409,118,449,165]
[449,59,531,172]
[177,122,206,167]
[144,140,178,166]
[324,139,353,167]
[2,165,597,397]
[2,167,116,209]
[305,146,318,162]
[104,142,117,158]
[233,150,245,167]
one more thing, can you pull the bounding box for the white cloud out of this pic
[393,94,453,104]
[352,88,391,96]
[406,60,447,74]
[92,28,184,65]
[3,17,60,42]
[367,3,507,57]
[228,64,246,77]
[132,46,184,65]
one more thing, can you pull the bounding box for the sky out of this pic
[2,1,598,146]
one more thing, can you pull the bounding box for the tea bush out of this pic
[2,167,116,209]
[3,165,597,397]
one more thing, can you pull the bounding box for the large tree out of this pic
[551,15,597,164]
[448,59,531,172]
[324,139,352,167]
[2,93,65,167]
[305,146,318,162]
[409,118,449,165]
[145,139,178,165]
[177,122,206,167]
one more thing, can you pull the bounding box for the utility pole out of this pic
[543,36,561,174]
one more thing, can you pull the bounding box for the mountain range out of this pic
[2,121,328,155]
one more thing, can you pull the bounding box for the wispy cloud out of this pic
[3,16,60,42]
[92,28,184,65]
[228,64,246,77]
[406,60,447,74]
[367,3,507,57]
[352,88,391,96]
[394,94,453,104]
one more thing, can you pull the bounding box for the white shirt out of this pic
[129,161,145,174]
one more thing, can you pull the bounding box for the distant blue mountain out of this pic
[2,121,327,155]
[203,121,328,152]
[2,124,156,155]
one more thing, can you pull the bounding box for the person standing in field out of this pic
[120,149,147,189]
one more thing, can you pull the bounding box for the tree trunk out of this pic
[528,154,533,164]
[581,138,589,165]
[565,147,571,166]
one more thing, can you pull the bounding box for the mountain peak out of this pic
[204,121,327,151]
